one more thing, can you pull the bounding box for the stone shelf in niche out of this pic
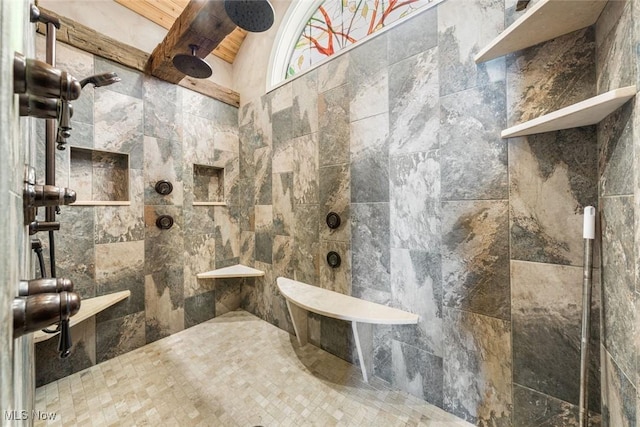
[69,146,130,204]
[33,290,130,343]
[474,0,607,63]
[502,86,637,138]
[193,164,225,204]
[197,264,265,279]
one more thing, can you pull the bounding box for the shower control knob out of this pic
[326,251,341,268]
[13,52,81,101]
[24,183,76,208]
[18,278,74,296]
[12,291,81,338]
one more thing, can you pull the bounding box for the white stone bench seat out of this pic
[276,277,419,382]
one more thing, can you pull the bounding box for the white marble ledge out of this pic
[197,264,265,279]
[33,290,131,343]
[277,277,419,325]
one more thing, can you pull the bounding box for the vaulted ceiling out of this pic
[114,0,247,63]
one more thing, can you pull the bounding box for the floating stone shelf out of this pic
[197,264,265,279]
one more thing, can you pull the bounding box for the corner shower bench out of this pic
[276,277,419,383]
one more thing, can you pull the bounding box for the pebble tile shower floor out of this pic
[34,310,472,426]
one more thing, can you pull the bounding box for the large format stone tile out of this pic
[509,128,598,266]
[292,133,319,205]
[143,77,182,141]
[443,308,512,425]
[318,85,350,167]
[390,151,440,251]
[512,261,599,409]
[144,270,185,343]
[437,0,505,96]
[294,204,320,285]
[442,200,509,320]
[96,311,145,363]
[506,28,595,126]
[291,70,318,137]
[388,6,438,65]
[95,169,145,244]
[143,135,183,206]
[350,113,389,203]
[601,348,636,427]
[601,196,636,378]
[352,203,390,292]
[595,0,634,93]
[599,102,634,197]
[144,205,184,275]
[319,164,350,243]
[94,241,145,323]
[390,248,443,357]
[272,172,294,236]
[440,82,507,200]
[183,234,216,298]
[391,340,443,408]
[389,47,438,155]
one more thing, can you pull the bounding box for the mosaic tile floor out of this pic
[35,310,473,426]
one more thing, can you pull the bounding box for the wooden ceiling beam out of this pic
[146,0,237,83]
[35,6,239,107]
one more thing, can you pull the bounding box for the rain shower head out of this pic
[172,44,213,79]
[80,72,121,88]
[224,0,274,33]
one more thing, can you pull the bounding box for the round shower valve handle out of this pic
[156,215,174,230]
[326,251,341,268]
[155,180,173,196]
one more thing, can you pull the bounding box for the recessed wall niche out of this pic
[193,164,225,205]
[69,147,130,205]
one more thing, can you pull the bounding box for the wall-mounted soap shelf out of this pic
[475,0,607,63]
[33,290,130,343]
[502,86,637,138]
[197,264,265,279]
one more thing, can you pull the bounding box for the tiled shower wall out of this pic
[34,39,241,386]
[238,0,611,425]
[597,0,640,426]
[1,0,36,421]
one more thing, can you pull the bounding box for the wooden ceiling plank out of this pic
[114,0,174,30]
[36,6,239,107]
[147,0,184,20]
[147,0,238,82]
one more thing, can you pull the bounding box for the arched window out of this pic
[268,0,444,89]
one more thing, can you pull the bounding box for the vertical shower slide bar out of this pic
[579,206,596,427]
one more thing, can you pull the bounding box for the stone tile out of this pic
[443,308,512,426]
[182,88,238,125]
[351,71,388,123]
[94,170,145,244]
[272,172,294,236]
[601,349,636,427]
[95,56,143,99]
[292,133,319,205]
[254,145,273,205]
[320,316,355,365]
[55,206,96,294]
[294,205,320,285]
[437,0,505,96]
[601,196,636,378]
[143,76,182,141]
[144,205,184,275]
[184,291,216,328]
[352,203,390,292]
[145,271,185,344]
[513,383,601,427]
[143,135,183,206]
[319,240,351,295]
[35,318,96,387]
[351,113,389,203]
[318,85,350,167]
[388,6,438,65]
[391,340,443,408]
[182,113,216,166]
[36,311,475,426]
[255,205,273,264]
[94,241,145,323]
[318,53,349,93]
[94,89,144,168]
[389,47,438,155]
[183,234,216,298]
[273,235,295,282]
[506,28,596,126]
[509,128,598,266]
[214,279,242,316]
[214,206,241,266]
[595,0,634,93]
[440,82,507,200]
[319,164,350,243]
[96,312,145,363]
[272,106,292,152]
[292,69,318,137]
[239,231,255,266]
[442,200,510,320]
[390,151,440,251]
[512,261,598,407]
[599,102,634,197]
